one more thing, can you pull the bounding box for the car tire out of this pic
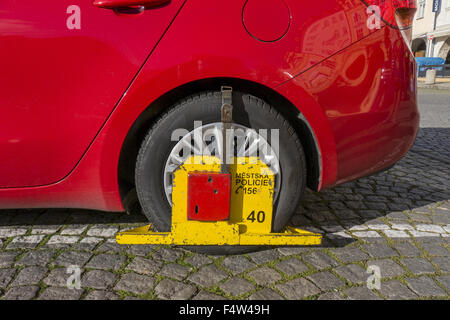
[135,91,307,255]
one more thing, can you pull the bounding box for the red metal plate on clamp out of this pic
[187,172,231,221]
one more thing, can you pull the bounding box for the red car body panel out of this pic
[0,0,186,187]
[0,0,418,211]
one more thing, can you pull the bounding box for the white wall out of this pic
[413,0,435,36]
[435,0,450,29]
[412,0,450,58]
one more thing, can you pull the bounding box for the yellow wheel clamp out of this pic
[116,155,322,246]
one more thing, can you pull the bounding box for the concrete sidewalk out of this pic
[418,77,450,90]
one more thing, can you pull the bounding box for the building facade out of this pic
[412,0,450,62]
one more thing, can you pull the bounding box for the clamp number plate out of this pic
[246,210,266,223]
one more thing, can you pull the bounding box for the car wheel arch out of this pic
[117,77,322,209]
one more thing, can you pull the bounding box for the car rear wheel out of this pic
[135,91,307,254]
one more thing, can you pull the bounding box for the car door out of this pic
[0,0,185,187]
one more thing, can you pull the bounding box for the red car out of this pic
[0,0,418,244]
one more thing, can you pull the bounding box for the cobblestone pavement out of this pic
[0,89,449,300]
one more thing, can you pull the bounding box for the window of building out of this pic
[417,0,426,19]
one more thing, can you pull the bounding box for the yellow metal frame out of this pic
[116,156,321,246]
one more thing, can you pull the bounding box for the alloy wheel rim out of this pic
[163,122,281,205]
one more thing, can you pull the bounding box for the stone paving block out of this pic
[184,254,213,268]
[154,279,197,300]
[39,287,83,300]
[318,291,346,300]
[51,251,92,267]
[361,243,398,258]
[324,234,353,246]
[73,237,103,251]
[431,215,450,225]
[419,242,449,256]
[0,268,15,289]
[342,286,382,300]
[346,201,368,210]
[85,253,125,271]
[405,277,447,297]
[128,245,156,257]
[340,221,365,232]
[413,205,435,214]
[82,270,117,290]
[417,237,447,244]
[249,288,284,300]
[86,226,118,238]
[307,271,345,291]
[12,266,47,286]
[300,209,326,223]
[219,277,255,296]
[290,214,314,226]
[368,259,406,278]
[247,267,282,286]
[126,256,163,276]
[193,290,226,300]
[327,201,347,211]
[31,225,61,235]
[352,231,381,238]
[409,230,439,238]
[95,241,128,253]
[415,224,446,234]
[431,257,450,273]
[152,247,184,262]
[385,211,409,221]
[187,265,228,288]
[123,296,140,300]
[302,251,339,270]
[17,250,56,267]
[114,272,154,295]
[348,224,368,231]
[248,249,281,264]
[331,247,370,263]
[275,258,309,276]
[383,230,410,238]
[409,213,432,224]
[0,227,28,238]
[334,264,367,285]
[2,285,39,300]
[43,268,71,287]
[367,223,390,230]
[391,224,415,231]
[221,255,256,275]
[378,280,418,300]
[60,225,88,235]
[84,290,119,300]
[7,235,45,249]
[392,241,422,257]
[45,235,79,248]
[0,252,19,268]
[320,224,345,233]
[277,246,310,256]
[436,275,450,291]
[358,210,383,219]
[159,263,192,280]
[334,210,360,220]
[437,203,450,211]
[400,258,436,275]
[275,277,320,299]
